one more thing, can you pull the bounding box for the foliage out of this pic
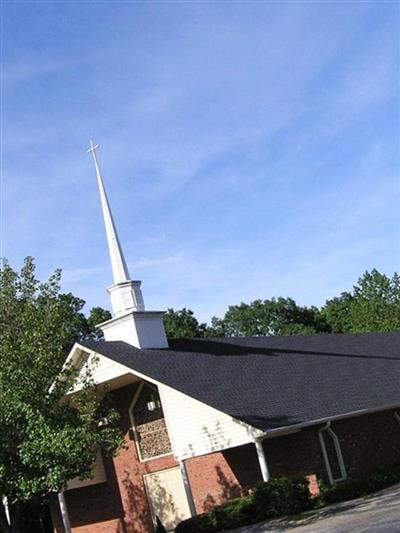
[176,463,400,532]
[175,476,312,532]
[175,512,217,533]
[252,475,312,519]
[87,306,112,340]
[323,269,400,333]
[319,463,400,504]
[163,308,207,339]
[171,269,400,339]
[11,499,52,533]
[208,298,330,337]
[0,258,123,533]
[211,495,256,529]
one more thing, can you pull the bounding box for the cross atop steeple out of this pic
[87,140,99,154]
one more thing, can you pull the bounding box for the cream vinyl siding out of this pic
[71,350,133,391]
[159,385,261,460]
[88,353,128,384]
[68,347,261,460]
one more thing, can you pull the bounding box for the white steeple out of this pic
[87,140,145,317]
[87,141,168,349]
[88,140,130,285]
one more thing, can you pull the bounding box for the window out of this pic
[129,382,172,461]
[319,424,347,484]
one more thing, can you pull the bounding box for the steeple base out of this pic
[97,310,169,349]
[108,280,145,317]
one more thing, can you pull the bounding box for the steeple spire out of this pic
[87,140,130,285]
[87,140,145,316]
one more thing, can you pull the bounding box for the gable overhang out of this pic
[66,343,264,458]
[64,342,140,392]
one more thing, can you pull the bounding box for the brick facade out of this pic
[51,383,178,533]
[51,384,400,533]
[263,409,400,484]
[185,444,262,514]
[332,409,400,477]
[264,427,325,479]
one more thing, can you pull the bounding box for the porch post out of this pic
[179,461,196,517]
[57,491,72,533]
[1,497,10,526]
[254,439,270,482]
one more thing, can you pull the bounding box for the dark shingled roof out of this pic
[81,332,400,432]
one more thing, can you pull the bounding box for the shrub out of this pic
[253,475,313,519]
[175,465,400,531]
[175,475,313,532]
[210,495,257,529]
[175,513,217,533]
[321,464,400,504]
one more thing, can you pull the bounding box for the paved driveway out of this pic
[229,484,400,533]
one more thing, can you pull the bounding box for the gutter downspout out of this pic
[319,421,334,484]
[319,421,347,485]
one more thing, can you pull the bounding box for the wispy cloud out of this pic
[134,254,184,269]
[3,57,87,84]
[61,265,109,285]
[3,2,399,321]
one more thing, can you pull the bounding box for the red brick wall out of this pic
[51,383,178,533]
[332,409,400,477]
[263,409,400,485]
[185,443,262,513]
[51,385,265,532]
[264,426,326,481]
[51,383,400,533]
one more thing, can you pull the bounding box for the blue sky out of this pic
[2,1,399,322]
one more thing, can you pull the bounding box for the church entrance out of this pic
[143,467,191,531]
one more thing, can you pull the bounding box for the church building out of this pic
[51,143,400,533]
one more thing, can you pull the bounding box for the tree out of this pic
[208,297,330,337]
[323,269,400,333]
[87,307,112,340]
[163,308,207,339]
[0,258,123,533]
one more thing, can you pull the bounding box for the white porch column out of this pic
[58,491,72,533]
[179,461,196,517]
[255,439,270,482]
[1,497,10,526]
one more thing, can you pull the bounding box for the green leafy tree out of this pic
[163,308,207,339]
[0,258,123,533]
[323,269,400,333]
[87,306,112,340]
[321,293,353,333]
[208,297,330,337]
